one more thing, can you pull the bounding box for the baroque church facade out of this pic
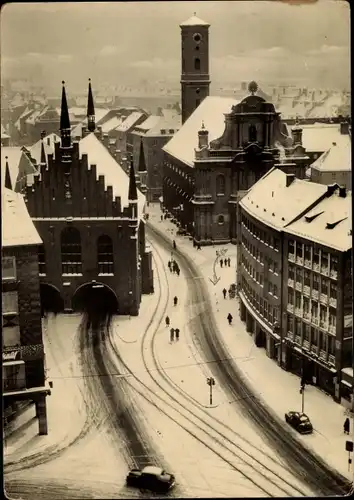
[24,80,154,316]
[162,15,311,246]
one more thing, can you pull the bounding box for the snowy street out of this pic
[4,203,352,499]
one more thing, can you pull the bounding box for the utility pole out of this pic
[300,372,306,413]
[207,377,215,406]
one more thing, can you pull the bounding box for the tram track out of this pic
[107,236,310,497]
[146,222,351,497]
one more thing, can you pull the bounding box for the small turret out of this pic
[198,121,209,149]
[291,116,303,146]
[128,156,138,219]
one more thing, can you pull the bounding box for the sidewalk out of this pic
[146,203,354,482]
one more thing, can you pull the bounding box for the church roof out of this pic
[180,15,210,27]
[79,133,145,217]
[163,96,238,167]
[2,188,42,248]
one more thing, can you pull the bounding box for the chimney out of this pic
[47,137,51,146]
[339,186,346,198]
[340,121,350,135]
[327,183,338,196]
[286,173,296,187]
[102,133,109,148]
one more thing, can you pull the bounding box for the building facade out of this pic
[237,170,352,402]
[2,188,50,435]
[24,81,153,317]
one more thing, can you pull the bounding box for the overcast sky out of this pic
[1,1,350,93]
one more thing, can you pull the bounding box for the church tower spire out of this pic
[60,80,71,148]
[138,138,147,172]
[40,130,47,165]
[87,78,95,132]
[180,13,210,124]
[4,156,12,190]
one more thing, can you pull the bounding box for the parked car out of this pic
[126,465,176,492]
[285,411,313,434]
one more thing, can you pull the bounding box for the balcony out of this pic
[295,307,302,317]
[289,254,295,262]
[295,335,301,345]
[320,293,328,305]
[328,325,336,335]
[330,269,338,280]
[304,258,312,268]
[328,354,335,366]
[303,285,310,296]
[311,289,319,300]
[321,266,329,276]
[287,331,294,340]
[311,345,318,355]
[313,263,320,272]
[296,256,304,265]
[295,281,302,292]
[288,278,294,288]
[320,320,328,330]
[287,304,294,313]
[329,297,337,308]
[303,311,310,321]
[319,350,327,361]
[303,340,310,350]
[312,317,319,325]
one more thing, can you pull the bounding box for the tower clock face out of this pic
[193,33,202,43]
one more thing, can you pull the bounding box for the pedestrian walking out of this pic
[176,267,180,277]
[165,316,170,327]
[197,244,201,250]
[344,417,350,435]
[227,257,231,267]
[227,313,233,325]
[173,240,177,250]
[220,259,223,268]
[168,260,171,270]
[224,258,227,267]
[222,288,227,299]
[173,296,178,306]
[175,328,180,341]
[170,328,175,342]
[161,215,163,221]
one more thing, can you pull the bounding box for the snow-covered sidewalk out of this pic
[146,203,354,483]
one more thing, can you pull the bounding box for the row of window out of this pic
[241,236,279,273]
[287,315,335,355]
[288,241,338,271]
[288,289,336,324]
[288,266,337,296]
[241,276,279,325]
[241,255,279,297]
[166,162,194,185]
[242,219,280,250]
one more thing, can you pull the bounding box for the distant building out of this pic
[114,111,148,168]
[1,146,38,193]
[237,168,352,402]
[2,188,50,435]
[24,80,154,317]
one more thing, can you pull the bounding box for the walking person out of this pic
[165,316,170,327]
[197,244,201,250]
[176,267,180,277]
[220,259,223,268]
[175,328,180,341]
[170,328,175,342]
[173,296,178,306]
[227,313,233,325]
[161,215,163,221]
[227,257,231,267]
[224,258,227,267]
[222,288,227,299]
[344,417,350,435]
[168,260,171,271]
[173,240,176,250]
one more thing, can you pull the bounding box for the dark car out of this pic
[126,465,176,492]
[285,411,313,434]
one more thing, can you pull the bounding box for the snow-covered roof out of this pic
[29,133,60,164]
[115,112,144,132]
[2,188,42,247]
[240,168,328,231]
[101,116,123,133]
[301,123,351,153]
[285,188,352,252]
[342,367,353,378]
[163,96,238,167]
[310,142,351,172]
[180,15,210,26]
[1,147,23,188]
[25,109,42,125]
[71,122,84,138]
[14,107,33,130]
[145,114,181,137]
[135,115,161,132]
[79,133,145,216]
[1,123,7,135]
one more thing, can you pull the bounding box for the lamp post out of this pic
[207,377,215,405]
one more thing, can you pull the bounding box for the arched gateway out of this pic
[40,283,64,316]
[72,282,119,315]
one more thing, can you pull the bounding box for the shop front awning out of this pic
[3,360,25,367]
[3,384,52,398]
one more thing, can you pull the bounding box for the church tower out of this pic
[180,13,210,124]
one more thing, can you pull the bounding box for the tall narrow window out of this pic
[194,57,201,71]
[97,235,114,275]
[61,227,82,275]
[216,174,225,195]
[38,245,46,275]
[249,124,257,142]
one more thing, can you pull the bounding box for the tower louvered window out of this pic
[194,57,200,71]
[38,244,46,275]
[216,174,225,195]
[97,235,114,275]
[61,227,82,275]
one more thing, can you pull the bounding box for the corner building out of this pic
[24,81,153,316]
[237,168,352,401]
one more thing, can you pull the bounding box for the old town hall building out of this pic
[24,80,153,316]
[163,15,311,246]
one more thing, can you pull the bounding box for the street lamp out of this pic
[207,377,216,405]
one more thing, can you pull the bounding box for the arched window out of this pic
[194,58,201,71]
[249,124,257,142]
[216,174,225,195]
[61,227,82,275]
[38,244,46,275]
[97,235,114,275]
[218,215,225,225]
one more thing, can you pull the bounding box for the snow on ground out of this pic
[147,203,354,484]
